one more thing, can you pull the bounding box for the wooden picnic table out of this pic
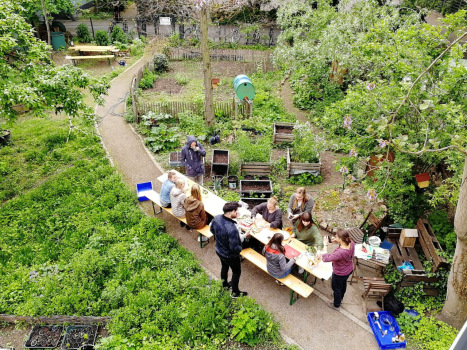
[240,223,333,283]
[157,169,225,217]
[68,45,119,53]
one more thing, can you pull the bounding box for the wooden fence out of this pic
[138,99,245,118]
[129,61,153,123]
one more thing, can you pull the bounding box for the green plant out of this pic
[129,38,146,58]
[94,30,110,46]
[427,211,456,256]
[153,53,169,73]
[291,123,325,163]
[217,188,241,202]
[76,23,92,43]
[145,124,181,152]
[138,69,156,90]
[178,111,209,138]
[141,112,175,126]
[289,173,323,186]
[175,73,189,86]
[236,132,271,163]
[110,25,127,44]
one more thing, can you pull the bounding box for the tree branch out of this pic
[395,144,467,156]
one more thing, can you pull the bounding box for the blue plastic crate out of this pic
[367,311,407,350]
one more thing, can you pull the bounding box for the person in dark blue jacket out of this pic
[180,136,206,185]
[210,201,248,298]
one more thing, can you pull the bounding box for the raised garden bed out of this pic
[211,149,229,176]
[241,197,268,210]
[287,148,321,177]
[273,122,295,144]
[240,162,272,176]
[240,180,272,198]
[61,325,98,350]
[24,325,63,349]
[169,151,185,167]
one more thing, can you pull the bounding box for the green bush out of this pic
[110,25,127,44]
[236,132,271,163]
[129,38,146,58]
[291,123,325,163]
[145,124,181,152]
[178,111,209,139]
[427,211,457,256]
[289,173,323,186]
[138,68,156,89]
[76,23,92,43]
[153,53,168,73]
[94,30,110,46]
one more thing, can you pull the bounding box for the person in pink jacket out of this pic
[319,229,355,310]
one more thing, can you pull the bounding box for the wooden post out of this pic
[200,6,215,127]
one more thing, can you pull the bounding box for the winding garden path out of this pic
[95,44,379,350]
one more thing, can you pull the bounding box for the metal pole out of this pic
[90,17,95,38]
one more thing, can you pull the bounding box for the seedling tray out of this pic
[367,311,406,350]
[24,325,63,349]
[61,325,98,350]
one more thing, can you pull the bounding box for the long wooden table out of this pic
[157,170,225,217]
[68,45,119,53]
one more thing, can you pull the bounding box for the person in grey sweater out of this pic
[251,197,283,229]
[263,233,296,285]
[287,187,314,223]
[170,178,187,219]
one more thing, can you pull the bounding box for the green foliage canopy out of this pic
[0,0,108,121]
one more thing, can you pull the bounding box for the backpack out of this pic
[377,293,405,317]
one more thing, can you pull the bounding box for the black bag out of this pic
[377,293,405,317]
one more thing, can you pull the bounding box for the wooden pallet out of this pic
[240,162,271,176]
[416,218,449,272]
[273,122,295,144]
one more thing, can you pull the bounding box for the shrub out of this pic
[110,25,127,44]
[153,53,168,72]
[129,38,145,58]
[236,132,271,163]
[291,122,325,163]
[289,173,323,186]
[138,68,156,89]
[145,124,181,152]
[94,30,109,46]
[76,23,92,43]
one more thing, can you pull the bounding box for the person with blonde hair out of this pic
[170,178,189,229]
[251,196,283,229]
[287,187,314,223]
[185,183,208,231]
[160,170,177,208]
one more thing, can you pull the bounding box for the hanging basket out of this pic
[415,172,430,188]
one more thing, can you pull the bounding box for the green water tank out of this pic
[233,74,255,100]
[51,32,66,50]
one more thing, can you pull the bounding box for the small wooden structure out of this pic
[273,122,295,144]
[211,149,229,176]
[287,148,321,177]
[168,151,184,167]
[362,277,392,313]
[399,229,418,248]
[240,162,272,176]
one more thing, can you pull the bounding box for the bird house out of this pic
[415,173,430,188]
[400,229,418,248]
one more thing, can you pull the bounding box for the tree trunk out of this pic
[200,6,215,127]
[442,155,467,329]
[40,0,51,45]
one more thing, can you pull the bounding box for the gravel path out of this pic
[95,42,380,350]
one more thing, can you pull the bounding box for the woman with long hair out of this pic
[318,229,355,310]
[287,187,314,223]
[184,184,208,231]
[263,233,296,285]
[292,212,323,248]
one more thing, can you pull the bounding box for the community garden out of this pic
[1,0,467,349]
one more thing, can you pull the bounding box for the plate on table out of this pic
[279,230,290,240]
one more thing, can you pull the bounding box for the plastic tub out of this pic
[367,311,406,349]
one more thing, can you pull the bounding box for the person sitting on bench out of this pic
[170,178,189,229]
[263,233,296,285]
[251,197,283,229]
[185,184,210,236]
[160,170,177,208]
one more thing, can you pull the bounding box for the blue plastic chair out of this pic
[136,181,153,201]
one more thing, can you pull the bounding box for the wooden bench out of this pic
[141,190,213,248]
[240,248,313,305]
[65,55,115,66]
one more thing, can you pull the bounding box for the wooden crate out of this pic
[211,149,229,176]
[273,122,295,144]
[241,197,268,210]
[416,218,449,272]
[287,148,321,177]
[241,162,272,176]
[399,229,418,248]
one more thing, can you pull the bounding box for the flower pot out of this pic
[228,175,238,189]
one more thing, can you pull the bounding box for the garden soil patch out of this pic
[213,153,228,163]
[146,77,183,94]
[275,126,293,134]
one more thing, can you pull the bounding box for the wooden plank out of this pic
[417,219,448,271]
[0,314,110,324]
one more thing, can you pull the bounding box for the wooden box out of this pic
[399,229,418,248]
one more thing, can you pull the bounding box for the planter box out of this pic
[62,325,98,350]
[25,325,63,349]
[287,148,321,177]
[212,149,229,176]
[240,162,272,176]
[241,197,268,210]
[273,122,295,144]
[240,180,272,198]
[168,151,185,167]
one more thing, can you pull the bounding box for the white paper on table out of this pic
[354,243,373,260]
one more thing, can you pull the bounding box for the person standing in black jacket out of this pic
[210,201,248,298]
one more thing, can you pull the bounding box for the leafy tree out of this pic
[76,23,92,43]
[110,25,127,44]
[94,30,110,46]
[277,0,467,327]
[0,0,108,121]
